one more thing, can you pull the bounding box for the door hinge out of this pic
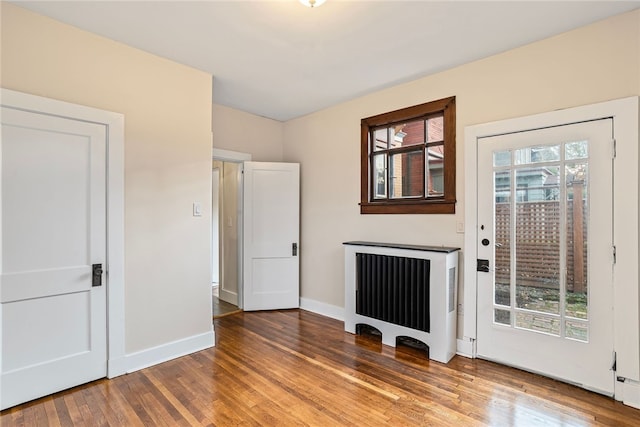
[611,352,617,371]
[611,138,616,159]
[613,245,617,264]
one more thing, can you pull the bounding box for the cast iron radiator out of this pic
[355,253,430,333]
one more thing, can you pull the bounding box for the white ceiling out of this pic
[13,1,640,121]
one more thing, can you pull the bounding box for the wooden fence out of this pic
[495,198,587,293]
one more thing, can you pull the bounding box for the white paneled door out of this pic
[1,106,107,409]
[476,119,615,395]
[243,162,300,311]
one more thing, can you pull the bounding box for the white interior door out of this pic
[243,162,299,311]
[476,119,614,395]
[1,106,107,409]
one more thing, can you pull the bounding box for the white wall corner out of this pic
[124,330,215,374]
[300,297,345,322]
[456,337,475,358]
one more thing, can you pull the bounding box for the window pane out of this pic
[390,121,425,149]
[494,170,511,306]
[373,128,388,152]
[516,312,560,336]
[427,144,444,197]
[566,162,588,321]
[390,151,423,198]
[373,154,387,199]
[565,140,588,160]
[493,150,511,167]
[515,166,561,316]
[566,319,588,342]
[514,145,560,165]
[427,115,443,143]
[494,308,510,326]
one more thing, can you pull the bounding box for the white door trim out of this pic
[464,97,639,385]
[1,88,126,378]
[212,147,251,162]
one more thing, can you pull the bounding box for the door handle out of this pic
[292,243,298,256]
[92,263,103,287]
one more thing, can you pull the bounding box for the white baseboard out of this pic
[300,297,344,321]
[621,378,640,409]
[107,357,128,378]
[124,329,215,373]
[456,338,474,358]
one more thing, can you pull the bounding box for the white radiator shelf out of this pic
[344,241,460,363]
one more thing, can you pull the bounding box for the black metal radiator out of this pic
[355,253,430,333]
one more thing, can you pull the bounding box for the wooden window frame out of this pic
[360,96,456,214]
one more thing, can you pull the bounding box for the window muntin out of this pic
[360,96,456,214]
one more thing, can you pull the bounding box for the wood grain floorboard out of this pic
[2,309,640,426]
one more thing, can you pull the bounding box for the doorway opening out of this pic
[463,97,640,407]
[1,89,125,410]
[212,149,251,318]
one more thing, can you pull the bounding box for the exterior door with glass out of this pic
[476,119,615,395]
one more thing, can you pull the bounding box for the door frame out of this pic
[1,88,126,378]
[211,167,220,285]
[463,97,639,394]
[212,148,251,309]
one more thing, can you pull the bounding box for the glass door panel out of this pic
[493,149,584,337]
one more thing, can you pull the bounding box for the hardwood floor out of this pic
[212,296,241,319]
[3,309,640,426]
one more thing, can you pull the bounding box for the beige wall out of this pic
[1,4,214,353]
[283,9,640,324]
[212,103,284,161]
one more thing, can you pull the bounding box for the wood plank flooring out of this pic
[3,309,640,426]
[212,296,241,319]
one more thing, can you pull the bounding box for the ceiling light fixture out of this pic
[299,0,326,8]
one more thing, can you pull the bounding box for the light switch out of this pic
[193,202,202,217]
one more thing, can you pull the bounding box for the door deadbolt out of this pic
[481,238,490,246]
[477,259,490,272]
[92,263,103,287]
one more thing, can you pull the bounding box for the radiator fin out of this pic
[356,253,430,333]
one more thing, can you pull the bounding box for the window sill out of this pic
[360,199,456,214]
